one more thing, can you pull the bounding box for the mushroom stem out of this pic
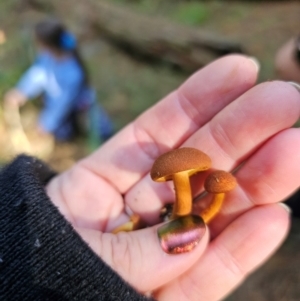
[200,193,224,223]
[172,171,192,218]
[112,214,142,234]
[112,221,135,234]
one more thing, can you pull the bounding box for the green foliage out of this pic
[112,0,212,25]
[172,2,210,26]
[0,0,35,98]
[0,33,32,98]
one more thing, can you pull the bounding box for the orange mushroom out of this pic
[112,149,236,236]
[201,170,237,223]
[112,214,142,234]
[151,147,211,219]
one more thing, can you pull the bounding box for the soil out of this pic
[226,218,300,301]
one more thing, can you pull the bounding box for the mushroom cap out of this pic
[151,147,211,182]
[204,170,237,193]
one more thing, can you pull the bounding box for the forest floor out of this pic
[1,0,299,170]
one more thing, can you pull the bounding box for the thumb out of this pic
[76,216,209,292]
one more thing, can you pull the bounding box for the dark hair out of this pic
[296,36,300,66]
[35,19,89,85]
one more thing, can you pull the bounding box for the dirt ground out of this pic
[226,218,300,301]
[200,1,300,81]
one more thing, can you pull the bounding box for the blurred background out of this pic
[0,0,300,300]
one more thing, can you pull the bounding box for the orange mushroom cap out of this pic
[204,170,237,193]
[151,147,212,182]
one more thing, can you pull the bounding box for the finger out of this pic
[155,204,290,301]
[80,55,258,193]
[47,165,126,231]
[125,81,300,223]
[76,219,209,292]
[202,128,300,238]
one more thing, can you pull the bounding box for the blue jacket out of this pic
[16,51,113,140]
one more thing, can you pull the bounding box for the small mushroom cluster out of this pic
[112,147,237,253]
[151,147,236,224]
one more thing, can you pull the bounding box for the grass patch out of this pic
[111,0,212,26]
[172,2,210,26]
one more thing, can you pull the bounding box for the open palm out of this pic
[46,55,300,301]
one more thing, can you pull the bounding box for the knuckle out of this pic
[214,244,246,280]
[110,232,134,276]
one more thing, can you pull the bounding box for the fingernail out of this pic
[157,215,206,254]
[278,202,292,214]
[287,81,300,93]
[248,56,260,72]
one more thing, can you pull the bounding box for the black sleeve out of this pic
[0,155,155,301]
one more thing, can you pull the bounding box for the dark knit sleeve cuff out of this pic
[0,155,155,301]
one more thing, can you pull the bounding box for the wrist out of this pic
[4,89,26,107]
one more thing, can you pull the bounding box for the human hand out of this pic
[46,55,300,300]
[3,88,26,108]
